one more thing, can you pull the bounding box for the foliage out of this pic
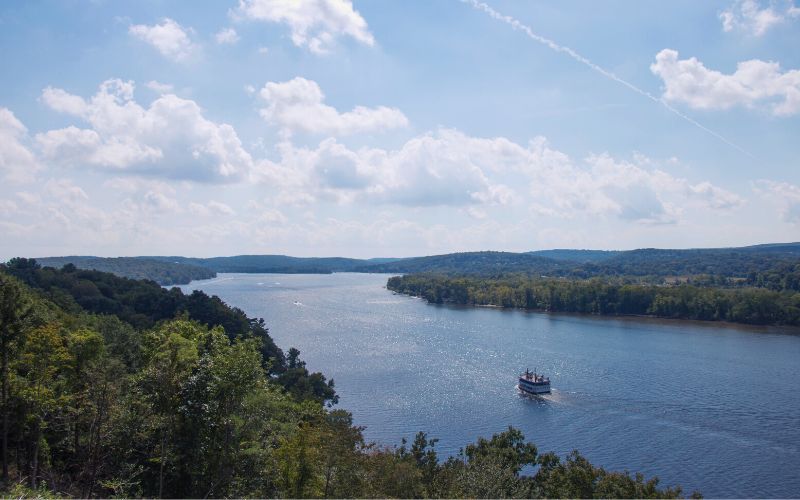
[0,259,333,401]
[152,254,372,274]
[368,245,800,293]
[33,257,216,286]
[388,273,800,326]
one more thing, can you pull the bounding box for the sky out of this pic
[0,0,799,259]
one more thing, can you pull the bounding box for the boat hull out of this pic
[518,378,551,394]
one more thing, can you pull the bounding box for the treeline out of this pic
[0,260,690,498]
[745,260,800,292]
[388,274,800,326]
[34,257,216,286]
[155,255,378,274]
[580,249,800,286]
[1,258,335,403]
[364,248,800,292]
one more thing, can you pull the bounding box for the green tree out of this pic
[15,323,72,489]
[0,275,32,485]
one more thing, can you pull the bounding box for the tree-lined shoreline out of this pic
[387,274,800,327]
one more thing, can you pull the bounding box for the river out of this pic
[179,272,800,498]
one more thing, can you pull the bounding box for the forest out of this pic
[387,274,800,326]
[0,259,692,498]
[364,246,800,286]
[34,257,216,286]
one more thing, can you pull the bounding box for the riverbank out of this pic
[386,274,800,328]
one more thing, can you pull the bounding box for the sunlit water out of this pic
[180,273,800,498]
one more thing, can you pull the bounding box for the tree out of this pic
[139,320,200,498]
[15,323,72,489]
[0,274,32,485]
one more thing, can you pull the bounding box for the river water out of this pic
[179,272,800,498]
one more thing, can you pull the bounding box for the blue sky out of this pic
[0,0,798,259]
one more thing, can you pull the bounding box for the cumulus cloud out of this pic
[1,176,186,255]
[43,178,89,206]
[258,77,408,136]
[246,201,287,224]
[189,200,236,216]
[233,0,374,54]
[253,128,743,225]
[688,182,746,210]
[129,18,198,61]
[254,130,511,207]
[524,145,744,225]
[0,108,41,184]
[145,80,174,94]
[215,27,240,45]
[651,49,800,116]
[0,200,19,217]
[755,180,800,222]
[41,87,88,115]
[36,79,253,182]
[143,190,180,213]
[720,0,799,36]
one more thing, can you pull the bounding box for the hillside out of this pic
[358,243,800,282]
[527,249,621,262]
[152,254,371,273]
[354,251,570,275]
[34,256,216,285]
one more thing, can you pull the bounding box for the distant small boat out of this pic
[518,368,550,395]
[293,301,302,306]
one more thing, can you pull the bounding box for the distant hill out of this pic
[580,245,800,278]
[26,242,800,284]
[527,249,621,262]
[149,255,373,274]
[356,243,800,279]
[353,251,569,275]
[33,256,216,285]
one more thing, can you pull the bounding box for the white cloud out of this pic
[688,182,746,210]
[145,80,174,94]
[720,0,799,36]
[258,77,408,136]
[144,190,181,213]
[129,18,198,62]
[755,180,800,222]
[651,48,800,116]
[0,108,41,184]
[215,27,240,45]
[246,201,287,224]
[43,178,88,206]
[233,0,374,54]
[254,130,503,206]
[36,79,253,182]
[189,200,236,216]
[0,200,18,217]
[41,87,88,115]
[253,128,743,224]
[523,144,744,225]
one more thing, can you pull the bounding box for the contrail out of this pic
[463,0,754,159]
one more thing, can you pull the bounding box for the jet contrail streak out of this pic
[463,0,754,159]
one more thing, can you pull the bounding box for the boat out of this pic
[518,368,551,395]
